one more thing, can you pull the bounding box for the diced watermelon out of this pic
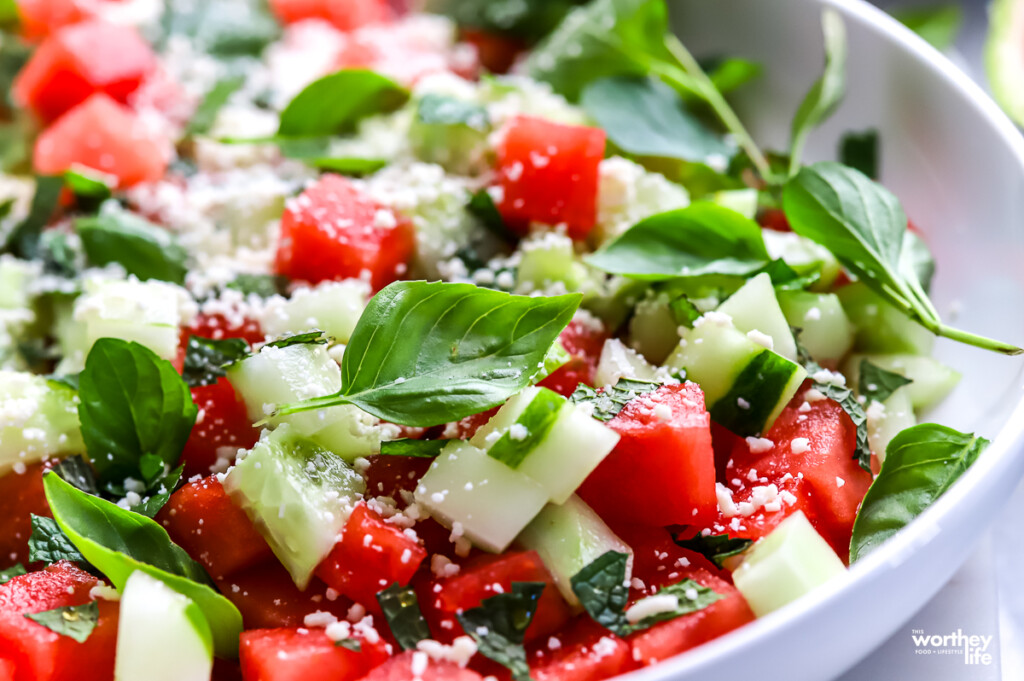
[529,618,632,681]
[239,626,390,681]
[539,317,608,397]
[14,0,103,41]
[33,93,169,188]
[578,383,717,526]
[178,378,259,480]
[158,476,272,579]
[495,116,605,240]
[425,551,572,644]
[315,503,427,609]
[268,0,390,31]
[713,387,873,562]
[362,455,433,501]
[0,464,50,569]
[183,313,266,346]
[13,19,155,121]
[0,563,118,681]
[217,561,352,630]
[274,174,415,291]
[359,651,484,681]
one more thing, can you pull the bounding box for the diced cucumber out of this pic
[712,189,758,220]
[777,290,853,366]
[517,495,632,606]
[115,571,213,681]
[837,283,935,355]
[260,280,369,344]
[0,371,84,473]
[223,425,366,588]
[0,256,39,310]
[60,278,195,372]
[627,291,682,365]
[227,342,382,461]
[866,387,916,465]
[666,315,806,436]
[515,233,593,295]
[715,273,797,362]
[414,441,549,553]
[732,511,846,617]
[581,276,648,330]
[470,387,620,504]
[843,353,961,411]
[409,95,490,175]
[761,229,841,290]
[594,338,665,388]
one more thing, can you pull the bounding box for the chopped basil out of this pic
[64,168,113,210]
[457,582,545,681]
[277,70,408,138]
[797,344,871,473]
[129,465,184,519]
[264,331,329,349]
[858,360,913,406]
[183,336,250,388]
[25,602,99,643]
[76,206,189,284]
[379,439,449,458]
[570,377,661,423]
[672,533,752,568]
[186,74,246,136]
[225,273,288,298]
[377,583,431,651]
[839,130,878,180]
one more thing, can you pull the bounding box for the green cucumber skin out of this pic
[486,388,566,469]
[709,349,804,437]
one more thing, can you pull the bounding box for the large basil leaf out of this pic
[580,76,731,163]
[788,10,847,174]
[77,339,198,486]
[76,207,189,284]
[276,282,580,427]
[586,202,770,281]
[850,425,987,562]
[278,70,408,138]
[43,473,242,657]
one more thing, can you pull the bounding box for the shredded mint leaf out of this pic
[629,580,723,629]
[570,551,632,637]
[3,175,63,259]
[788,10,847,175]
[24,602,98,643]
[187,74,246,136]
[379,439,448,458]
[571,377,661,422]
[226,273,288,298]
[0,563,26,584]
[839,130,878,180]
[672,533,752,568]
[76,206,189,284]
[77,339,198,487]
[264,331,328,349]
[858,360,913,406]
[807,358,870,473]
[28,515,90,566]
[335,638,362,651]
[377,583,432,651]
[457,582,545,681]
[850,425,986,561]
[183,336,250,388]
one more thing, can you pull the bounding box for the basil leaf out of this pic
[28,515,90,566]
[76,208,189,284]
[850,425,987,562]
[307,157,389,176]
[894,4,962,51]
[858,359,913,406]
[457,582,545,681]
[226,273,288,298]
[0,564,26,584]
[814,375,870,473]
[39,230,82,278]
[264,331,328,348]
[416,94,489,130]
[377,583,431,651]
[755,259,820,292]
[570,377,661,422]
[839,130,878,180]
[900,230,936,294]
[586,203,770,281]
[379,439,448,458]
[570,551,632,637]
[672,533,752,568]
[668,294,702,328]
[580,76,731,163]
[3,175,63,259]
[77,339,198,486]
[25,602,98,643]
[52,456,100,496]
[706,57,763,94]
[64,168,113,205]
[278,70,408,138]
[629,579,723,629]
[186,74,245,137]
[277,282,581,427]
[43,473,243,657]
[788,10,846,175]
[183,337,250,388]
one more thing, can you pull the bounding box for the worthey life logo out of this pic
[910,628,994,666]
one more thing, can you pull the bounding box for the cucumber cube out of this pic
[595,338,665,389]
[716,273,798,362]
[762,229,841,290]
[627,291,683,365]
[414,441,548,553]
[0,371,84,474]
[712,188,758,220]
[223,425,366,589]
[0,256,39,310]
[777,290,853,366]
[260,280,369,344]
[115,571,213,681]
[732,511,846,617]
[843,353,961,412]
[515,233,592,295]
[838,283,935,355]
[518,495,632,606]
[866,387,916,465]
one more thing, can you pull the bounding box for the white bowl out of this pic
[624,1,1024,679]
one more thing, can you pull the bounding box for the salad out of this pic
[0,0,1017,680]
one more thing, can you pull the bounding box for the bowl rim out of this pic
[622,0,1024,677]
